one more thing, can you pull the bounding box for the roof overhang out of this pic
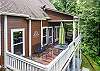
[45,8,80,19]
[0,12,48,20]
[45,8,74,17]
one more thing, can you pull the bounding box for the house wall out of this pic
[7,16,29,57]
[31,20,41,54]
[45,10,73,20]
[42,20,48,27]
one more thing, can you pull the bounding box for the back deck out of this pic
[5,35,81,71]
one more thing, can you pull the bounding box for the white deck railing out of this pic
[46,35,81,71]
[5,35,81,71]
[6,52,47,71]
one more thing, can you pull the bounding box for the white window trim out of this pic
[42,27,53,47]
[55,26,59,42]
[11,28,25,56]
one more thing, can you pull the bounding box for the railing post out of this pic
[73,18,76,41]
[73,16,79,40]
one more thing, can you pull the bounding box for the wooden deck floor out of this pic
[27,45,63,65]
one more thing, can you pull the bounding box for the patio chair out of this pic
[35,47,45,57]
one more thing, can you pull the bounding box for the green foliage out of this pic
[51,0,100,66]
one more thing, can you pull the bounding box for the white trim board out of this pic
[11,28,25,56]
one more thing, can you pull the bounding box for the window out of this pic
[43,28,48,45]
[55,26,59,42]
[42,27,53,46]
[11,28,25,56]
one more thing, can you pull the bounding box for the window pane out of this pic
[13,31,23,44]
[48,37,52,44]
[43,28,46,36]
[43,37,46,45]
[48,28,52,36]
[14,43,23,55]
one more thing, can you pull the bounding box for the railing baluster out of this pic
[8,55,10,65]
[21,61,23,70]
[19,60,21,70]
[11,57,12,67]
[23,62,25,71]
[12,58,14,68]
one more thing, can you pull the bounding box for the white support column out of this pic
[41,20,43,47]
[4,15,8,68]
[72,53,75,71]
[72,17,76,71]
[73,20,76,41]
[29,19,32,56]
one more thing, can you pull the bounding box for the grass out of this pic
[81,54,100,71]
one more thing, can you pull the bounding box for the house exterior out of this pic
[0,0,81,71]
